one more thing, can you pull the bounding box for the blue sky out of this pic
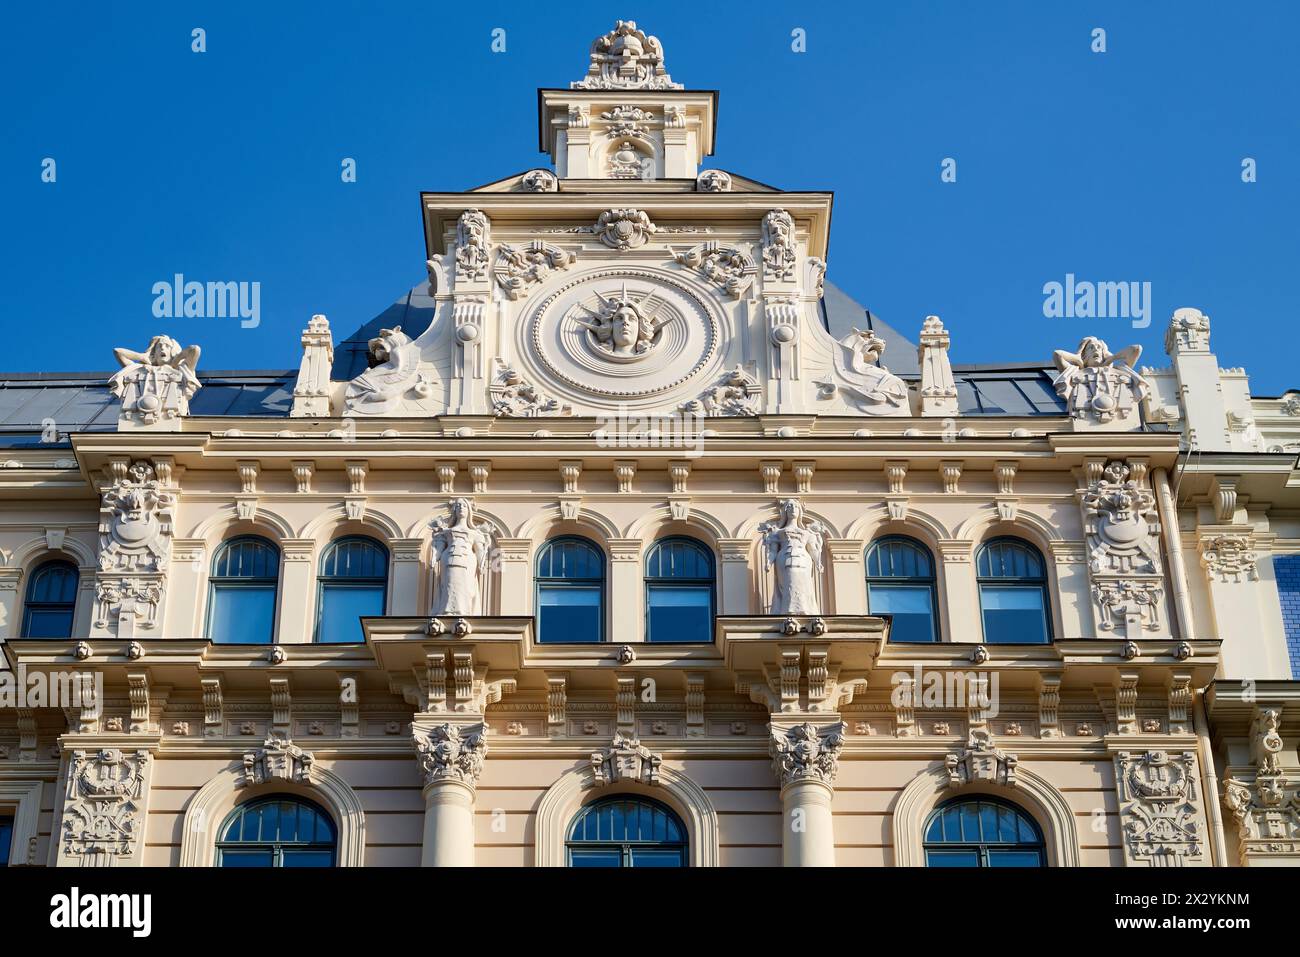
[4,2,1297,393]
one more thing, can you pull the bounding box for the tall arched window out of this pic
[315,536,388,644]
[976,538,1052,644]
[536,537,605,643]
[216,797,337,867]
[207,536,280,644]
[645,538,715,644]
[21,560,78,637]
[865,537,938,643]
[923,796,1046,867]
[567,796,688,867]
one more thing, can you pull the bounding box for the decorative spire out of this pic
[571,20,683,90]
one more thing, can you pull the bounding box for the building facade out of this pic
[1,21,1298,869]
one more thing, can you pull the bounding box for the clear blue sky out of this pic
[4,2,1297,393]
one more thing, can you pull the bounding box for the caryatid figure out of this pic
[429,498,495,616]
[759,499,827,616]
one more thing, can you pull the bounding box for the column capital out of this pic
[413,721,489,793]
[769,720,846,791]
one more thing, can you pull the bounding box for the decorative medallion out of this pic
[526,268,721,399]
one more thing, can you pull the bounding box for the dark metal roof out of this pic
[0,370,296,445]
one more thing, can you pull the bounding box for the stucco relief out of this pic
[759,499,827,616]
[109,336,201,426]
[1053,336,1150,428]
[1115,750,1208,867]
[1081,460,1167,636]
[570,20,682,91]
[59,748,152,864]
[343,326,433,416]
[429,498,495,616]
[525,268,720,402]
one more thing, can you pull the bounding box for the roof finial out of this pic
[571,20,683,90]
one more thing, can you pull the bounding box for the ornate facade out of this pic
[1,21,1297,868]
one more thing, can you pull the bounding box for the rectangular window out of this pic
[538,585,602,643]
[317,585,385,644]
[209,585,276,644]
[646,585,712,643]
[0,816,12,867]
[979,585,1049,644]
[24,608,75,638]
[868,583,937,642]
[925,848,980,867]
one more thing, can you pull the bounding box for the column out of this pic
[414,721,488,867]
[770,721,844,867]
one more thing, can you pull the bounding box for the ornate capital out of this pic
[414,722,488,789]
[770,721,845,789]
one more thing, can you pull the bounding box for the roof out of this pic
[0,279,1064,441]
[0,370,296,447]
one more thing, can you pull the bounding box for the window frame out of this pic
[535,536,607,644]
[215,796,338,868]
[975,537,1053,644]
[865,536,940,643]
[644,536,716,644]
[922,796,1047,867]
[205,535,282,645]
[0,814,13,867]
[313,535,389,644]
[20,559,79,638]
[565,795,689,868]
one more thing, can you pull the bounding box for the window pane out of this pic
[538,585,601,643]
[281,849,334,868]
[647,585,712,643]
[28,563,78,603]
[317,585,385,643]
[0,817,12,867]
[980,585,1049,643]
[210,585,276,643]
[868,584,936,642]
[986,849,1043,867]
[23,608,75,638]
[629,848,684,867]
[219,849,275,868]
[569,848,623,867]
[926,849,980,867]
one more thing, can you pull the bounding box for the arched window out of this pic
[645,538,715,644]
[865,537,938,643]
[976,538,1051,644]
[207,536,280,644]
[567,796,688,867]
[315,537,388,644]
[21,560,78,637]
[216,797,337,867]
[923,796,1046,867]
[536,537,605,643]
